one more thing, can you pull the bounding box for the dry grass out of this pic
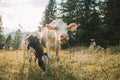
[0,47,120,80]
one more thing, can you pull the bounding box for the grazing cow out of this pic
[21,32,49,71]
[89,39,107,52]
[40,19,78,61]
[89,39,96,50]
[96,41,107,53]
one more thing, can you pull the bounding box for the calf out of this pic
[21,32,49,71]
[96,41,107,53]
[40,19,78,60]
[89,39,107,52]
[89,39,96,50]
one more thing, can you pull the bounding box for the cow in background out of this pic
[89,39,96,50]
[89,39,107,53]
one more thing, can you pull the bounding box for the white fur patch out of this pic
[42,55,49,66]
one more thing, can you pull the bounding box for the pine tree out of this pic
[5,34,13,50]
[0,35,5,49]
[104,0,120,46]
[0,15,3,35]
[41,0,57,26]
[60,0,82,46]
[13,29,22,50]
[60,0,102,45]
[0,15,5,49]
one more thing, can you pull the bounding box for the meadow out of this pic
[0,46,120,80]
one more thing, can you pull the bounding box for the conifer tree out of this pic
[13,29,22,50]
[0,15,3,35]
[5,34,13,50]
[60,0,102,45]
[104,0,120,45]
[0,15,5,49]
[41,0,57,26]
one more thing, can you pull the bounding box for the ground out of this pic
[0,47,120,80]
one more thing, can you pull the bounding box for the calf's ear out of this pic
[67,23,78,31]
[45,24,52,30]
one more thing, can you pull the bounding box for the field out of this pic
[0,47,120,80]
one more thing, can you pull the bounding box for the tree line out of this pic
[0,29,22,50]
[0,0,120,50]
[41,0,120,47]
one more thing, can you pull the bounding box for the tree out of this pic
[0,15,5,49]
[60,0,102,46]
[60,0,83,46]
[5,34,13,50]
[0,34,5,49]
[0,15,3,35]
[41,0,57,26]
[13,29,22,50]
[104,0,120,46]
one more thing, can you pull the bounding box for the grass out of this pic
[0,47,120,80]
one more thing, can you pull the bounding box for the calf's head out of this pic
[38,53,49,71]
[46,19,78,44]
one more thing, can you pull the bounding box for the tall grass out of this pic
[0,47,120,80]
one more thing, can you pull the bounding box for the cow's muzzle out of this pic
[60,34,69,43]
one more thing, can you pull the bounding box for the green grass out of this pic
[0,47,120,80]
